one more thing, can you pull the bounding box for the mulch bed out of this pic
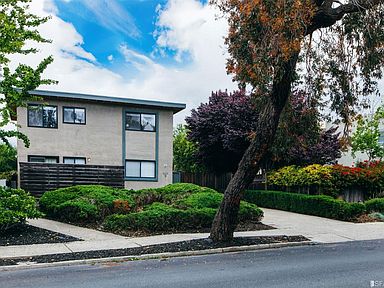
[0,235,309,266]
[0,224,80,246]
[111,221,275,237]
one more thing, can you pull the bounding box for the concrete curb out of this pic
[0,240,315,272]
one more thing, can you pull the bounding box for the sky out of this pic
[10,0,237,124]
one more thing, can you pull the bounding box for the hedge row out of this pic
[365,198,384,214]
[267,163,384,198]
[243,190,366,221]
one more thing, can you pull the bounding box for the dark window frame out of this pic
[125,112,157,132]
[63,157,87,165]
[62,106,86,125]
[27,104,58,129]
[125,160,156,179]
[28,155,59,164]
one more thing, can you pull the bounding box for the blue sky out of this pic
[53,0,206,73]
[13,0,236,123]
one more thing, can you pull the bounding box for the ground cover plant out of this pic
[0,187,42,231]
[39,183,264,234]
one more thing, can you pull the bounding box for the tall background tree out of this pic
[350,106,384,162]
[209,0,384,241]
[173,124,202,173]
[186,89,341,173]
[0,0,55,147]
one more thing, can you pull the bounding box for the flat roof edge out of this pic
[29,90,186,113]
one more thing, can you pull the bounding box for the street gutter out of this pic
[0,240,315,272]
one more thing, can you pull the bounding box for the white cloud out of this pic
[8,0,236,124]
[8,0,384,128]
[78,0,140,39]
[107,55,114,62]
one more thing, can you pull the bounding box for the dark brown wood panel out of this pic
[20,162,124,197]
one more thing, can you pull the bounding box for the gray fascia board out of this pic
[29,90,186,114]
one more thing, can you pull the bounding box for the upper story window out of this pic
[28,155,59,164]
[63,157,86,164]
[28,105,57,128]
[63,107,86,124]
[125,112,156,132]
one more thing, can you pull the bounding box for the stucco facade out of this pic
[17,90,185,191]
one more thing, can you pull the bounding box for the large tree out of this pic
[350,106,384,162]
[187,89,341,173]
[0,0,55,146]
[209,0,384,241]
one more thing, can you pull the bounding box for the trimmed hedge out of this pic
[39,185,134,223]
[103,203,217,231]
[0,187,43,231]
[103,197,263,232]
[365,198,384,213]
[244,190,366,221]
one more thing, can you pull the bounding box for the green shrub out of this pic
[39,185,134,223]
[244,190,365,221]
[0,187,43,231]
[103,202,217,232]
[365,198,384,213]
[104,191,263,232]
[175,191,263,222]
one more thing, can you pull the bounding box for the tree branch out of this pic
[306,0,384,35]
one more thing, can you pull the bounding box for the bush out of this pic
[103,203,217,232]
[0,187,43,231]
[267,163,384,198]
[39,183,263,232]
[103,198,263,232]
[244,190,365,221]
[365,198,384,213]
[39,185,134,223]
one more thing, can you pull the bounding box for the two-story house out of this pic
[17,90,185,196]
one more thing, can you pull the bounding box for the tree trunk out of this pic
[209,54,299,242]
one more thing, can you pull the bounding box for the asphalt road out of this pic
[1,239,384,288]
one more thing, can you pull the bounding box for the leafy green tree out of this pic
[173,125,202,173]
[0,144,17,180]
[209,0,384,241]
[0,0,56,147]
[351,107,384,162]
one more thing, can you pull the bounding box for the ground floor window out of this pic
[63,157,86,164]
[28,155,59,164]
[125,160,156,179]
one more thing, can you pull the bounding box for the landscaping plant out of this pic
[0,187,43,231]
[40,183,263,233]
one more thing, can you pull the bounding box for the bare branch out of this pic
[306,0,384,35]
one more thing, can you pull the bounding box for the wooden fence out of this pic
[173,171,367,202]
[20,162,124,197]
[173,172,232,192]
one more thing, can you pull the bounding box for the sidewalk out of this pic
[1,208,384,259]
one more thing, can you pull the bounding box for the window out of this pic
[28,105,57,128]
[63,157,86,164]
[63,107,86,124]
[125,112,156,132]
[28,156,59,164]
[125,160,156,179]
